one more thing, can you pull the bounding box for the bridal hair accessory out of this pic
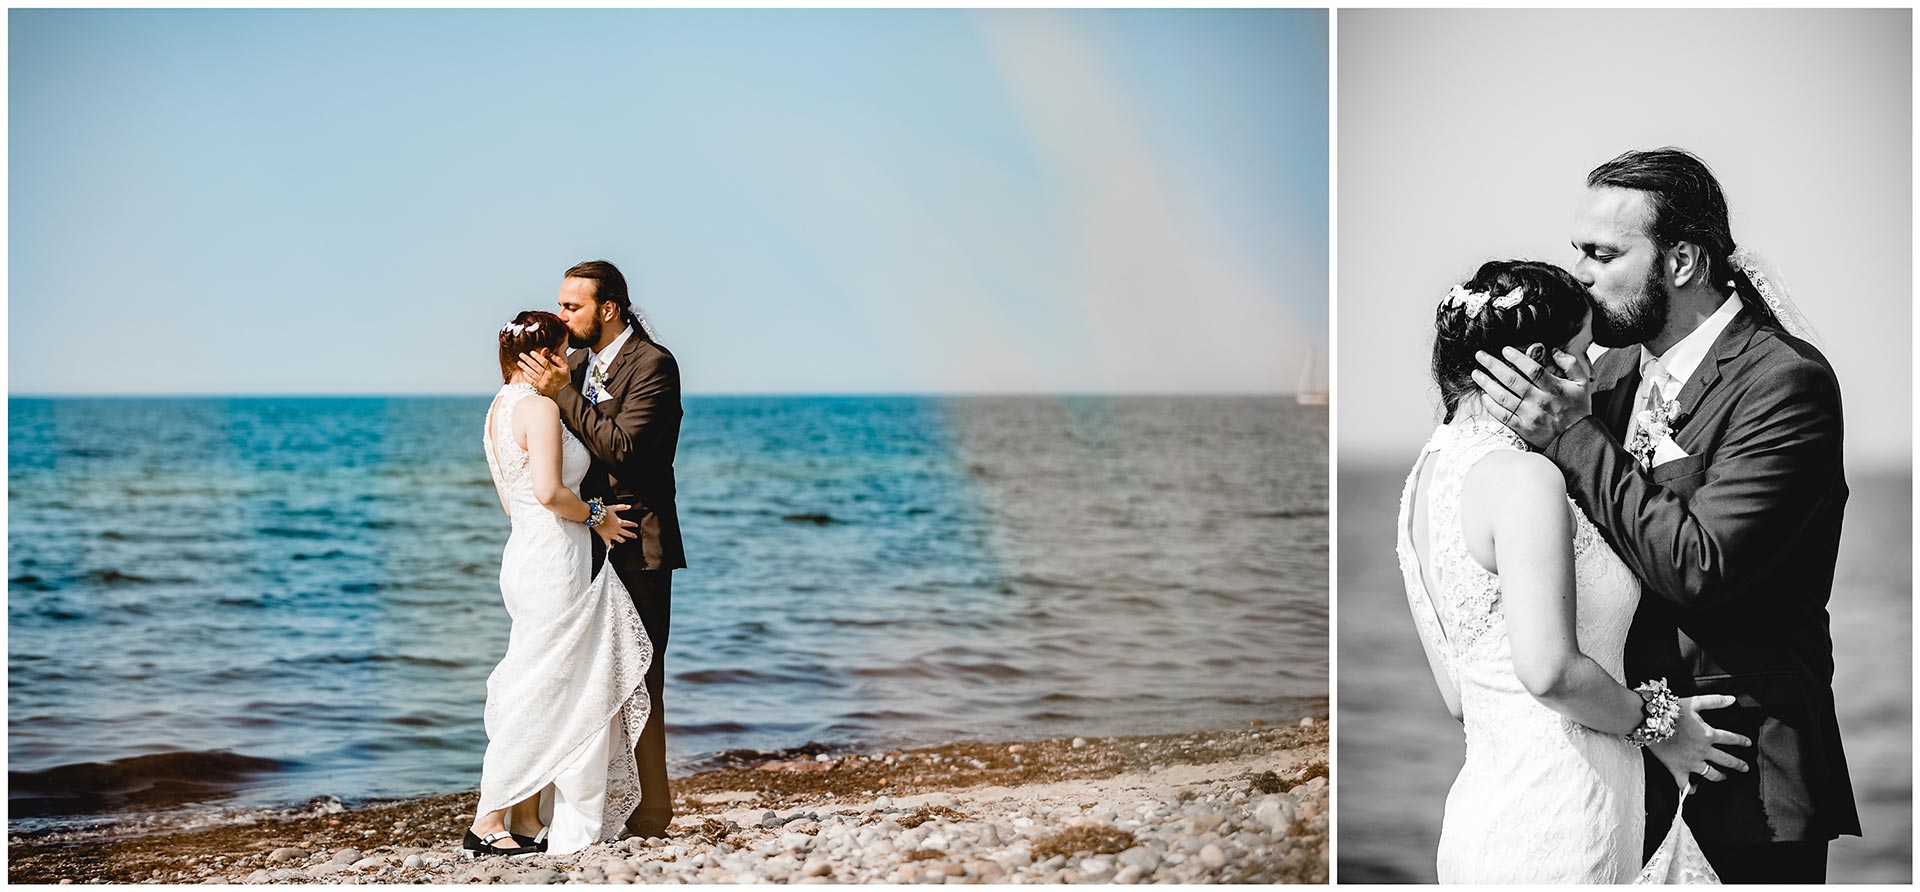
[1442,284,1526,315]
[501,319,545,336]
[1442,285,1486,314]
[1727,247,1819,346]
[585,498,607,529]
[1627,678,1681,748]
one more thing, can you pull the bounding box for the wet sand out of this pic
[9,718,1328,884]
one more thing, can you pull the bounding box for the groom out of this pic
[1475,148,1859,882]
[520,259,686,838]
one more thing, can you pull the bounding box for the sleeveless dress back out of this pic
[479,383,653,855]
[1394,416,1715,883]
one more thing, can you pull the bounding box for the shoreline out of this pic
[8,718,1329,884]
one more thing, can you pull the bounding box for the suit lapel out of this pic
[597,333,647,395]
[1668,308,1762,432]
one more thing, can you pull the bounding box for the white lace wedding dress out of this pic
[478,382,653,855]
[1395,416,1717,884]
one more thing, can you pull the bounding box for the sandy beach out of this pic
[9,718,1328,885]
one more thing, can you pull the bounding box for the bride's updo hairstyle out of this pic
[498,311,568,384]
[1432,261,1589,422]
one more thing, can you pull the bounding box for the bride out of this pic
[465,311,653,858]
[1395,261,1747,883]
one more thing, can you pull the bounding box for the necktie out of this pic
[1642,356,1674,413]
[1626,355,1675,456]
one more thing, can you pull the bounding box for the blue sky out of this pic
[10,9,1327,395]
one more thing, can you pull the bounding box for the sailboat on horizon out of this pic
[1296,348,1328,405]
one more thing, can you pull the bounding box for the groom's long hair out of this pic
[1432,261,1589,423]
[1586,148,1783,330]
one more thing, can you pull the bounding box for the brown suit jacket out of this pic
[555,334,687,571]
[1546,307,1857,847]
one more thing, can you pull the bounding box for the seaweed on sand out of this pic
[1032,825,1137,859]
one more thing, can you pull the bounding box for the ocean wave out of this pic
[98,529,211,543]
[9,750,290,817]
[30,603,86,622]
[257,527,332,540]
[291,550,351,561]
[1010,573,1098,591]
[280,653,468,670]
[781,513,842,526]
[675,667,834,688]
[83,569,193,587]
[1244,507,1327,519]
[835,709,933,722]
[667,720,756,736]
[340,736,461,756]
[1031,691,1096,704]
[847,663,941,680]
[787,615,903,629]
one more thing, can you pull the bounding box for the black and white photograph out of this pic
[1334,8,1911,885]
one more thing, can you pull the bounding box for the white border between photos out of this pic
[1325,5,1341,885]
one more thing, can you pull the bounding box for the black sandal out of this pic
[462,828,541,858]
[510,826,550,853]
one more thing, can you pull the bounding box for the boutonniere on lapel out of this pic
[585,363,610,402]
[1627,398,1681,470]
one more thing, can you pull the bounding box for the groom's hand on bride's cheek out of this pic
[517,354,569,398]
[1470,345,1593,449]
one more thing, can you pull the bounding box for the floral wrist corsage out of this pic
[1626,678,1681,748]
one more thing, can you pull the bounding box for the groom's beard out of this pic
[1592,263,1670,348]
[568,318,602,349]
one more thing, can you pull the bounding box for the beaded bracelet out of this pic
[1626,678,1681,747]
[585,498,607,529]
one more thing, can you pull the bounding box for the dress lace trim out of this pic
[1398,417,1528,667]
[1636,787,1722,884]
[1398,417,1609,667]
[483,382,538,501]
